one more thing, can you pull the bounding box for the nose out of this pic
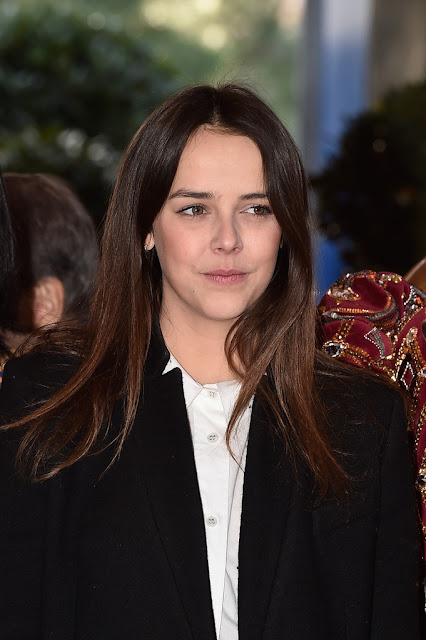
[211,213,242,253]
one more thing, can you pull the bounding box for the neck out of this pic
[160,312,237,385]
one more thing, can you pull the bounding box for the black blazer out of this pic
[0,335,421,639]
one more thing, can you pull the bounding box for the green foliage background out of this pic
[313,80,426,275]
[0,1,178,223]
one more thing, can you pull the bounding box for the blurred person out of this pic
[0,172,99,382]
[0,86,421,639]
[319,270,426,602]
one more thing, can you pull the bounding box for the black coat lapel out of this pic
[138,368,216,640]
[238,399,294,640]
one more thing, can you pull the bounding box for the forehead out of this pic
[172,127,264,186]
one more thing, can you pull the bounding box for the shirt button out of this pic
[206,515,218,527]
[208,390,216,398]
[207,432,218,443]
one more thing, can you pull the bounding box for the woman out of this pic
[0,84,420,639]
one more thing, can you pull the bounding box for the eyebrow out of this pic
[240,192,268,200]
[168,189,268,200]
[168,189,213,199]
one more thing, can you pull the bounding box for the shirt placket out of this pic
[192,385,229,637]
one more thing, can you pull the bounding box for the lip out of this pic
[203,269,248,285]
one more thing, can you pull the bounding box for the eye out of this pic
[245,204,273,216]
[178,204,205,216]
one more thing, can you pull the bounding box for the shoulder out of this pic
[318,371,409,476]
[319,370,404,425]
[3,349,76,380]
[0,350,77,423]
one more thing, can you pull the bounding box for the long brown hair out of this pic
[5,84,346,494]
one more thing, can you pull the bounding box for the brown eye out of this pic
[179,204,205,216]
[247,204,272,216]
[190,205,204,216]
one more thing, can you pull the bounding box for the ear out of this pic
[144,231,155,251]
[31,277,65,329]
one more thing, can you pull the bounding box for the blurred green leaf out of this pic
[0,1,179,224]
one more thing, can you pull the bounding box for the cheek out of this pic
[256,231,282,265]
[154,228,198,272]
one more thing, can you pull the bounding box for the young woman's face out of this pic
[147,127,282,332]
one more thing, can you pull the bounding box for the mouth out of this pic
[203,269,248,285]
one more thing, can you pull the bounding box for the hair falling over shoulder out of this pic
[2,84,348,497]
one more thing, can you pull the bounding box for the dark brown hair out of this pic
[6,84,346,494]
[0,173,99,331]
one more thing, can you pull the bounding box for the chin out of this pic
[200,305,248,325]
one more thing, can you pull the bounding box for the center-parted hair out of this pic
[6,84,345,494]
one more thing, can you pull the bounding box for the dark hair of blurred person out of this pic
[0,173,99,358]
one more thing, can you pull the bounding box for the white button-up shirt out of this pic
[163,354,252,639]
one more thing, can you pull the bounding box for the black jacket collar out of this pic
[144,320,170,378]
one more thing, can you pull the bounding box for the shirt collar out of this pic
[163,353,243,419]
[163,353,205,409]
